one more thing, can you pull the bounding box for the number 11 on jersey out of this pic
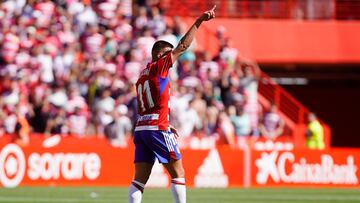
[137,80,154,112]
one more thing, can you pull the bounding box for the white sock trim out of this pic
[171,178,186,203]
[129,183,143,203]
[171,178,186,185]
[132,180,145,188]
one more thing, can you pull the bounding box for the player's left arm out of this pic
[171,5,216,62]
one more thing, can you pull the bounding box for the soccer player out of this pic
[128,6,216,203]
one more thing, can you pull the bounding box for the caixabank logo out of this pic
[255,151,359,185]
[0,143,101,188]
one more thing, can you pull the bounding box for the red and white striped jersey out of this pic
[83,33,104,55]
[34,1,55,27]
[1,32,20,63]
[96,0,119,24]
[34,2,55,17]
[135,53,173,131]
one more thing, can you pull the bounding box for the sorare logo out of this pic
[0,144,26,188]
[0,143,101,188]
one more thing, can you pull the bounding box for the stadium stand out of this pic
[0,0,332,150]
[2,0,360,192]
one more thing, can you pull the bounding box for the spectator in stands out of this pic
[229,105,251,137]
[259,103,284,140]
[228,105,251,149]
[178,99,202,139]
[240,60,262,136]
[219,70,233,107]
[44,107,68,136]
[14,106,30,146]
[136,26,155,60]
[104,30,118,57]
[240,60,260,103]
[216,25,227,50]
[202,80,216,106]
[124,49,143,83]
[191,87,207,130]
[0,1,269,150]
[219,38,238,69]
[1,25,20,64]
[199,51,220,82]
[67,106,88,137]
[81,24,104,57]
[134,6,149,31]
[215,111,236,148]
[148,6,166,37]
[37,46,55,84]
[94,89,115,135]
[105,104,132,147]
[205,99,219,135]
[306,112,325,150]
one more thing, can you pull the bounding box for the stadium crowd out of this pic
[0,0,284,148]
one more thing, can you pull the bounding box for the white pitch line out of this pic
[188,193,360,201]
[250,195,360,201]
[1,194,360,202]
[0,196,120,203]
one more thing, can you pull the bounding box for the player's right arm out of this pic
[171,5,216,62]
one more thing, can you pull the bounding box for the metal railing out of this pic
[259,72,308,124]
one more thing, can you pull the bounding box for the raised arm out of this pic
[171,5,216,62]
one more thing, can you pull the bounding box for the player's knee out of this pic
[172,165,185,178]
[134,173,151,184]
[178,167,185,178]
[134,165,153,184]
[164,159,185,178]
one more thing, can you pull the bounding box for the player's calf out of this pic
[129,162,153,203]
[164,159,186,203]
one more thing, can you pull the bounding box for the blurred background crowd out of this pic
[0,0,286,148]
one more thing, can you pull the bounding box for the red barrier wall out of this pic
[179,18,360,63]
[0,135,359,188]
[0,135,134,187]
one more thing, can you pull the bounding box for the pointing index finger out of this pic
[211,5,216,11]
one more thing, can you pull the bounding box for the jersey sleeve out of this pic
[157,52,173,78]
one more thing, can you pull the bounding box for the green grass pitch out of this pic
[0,187,359,203]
